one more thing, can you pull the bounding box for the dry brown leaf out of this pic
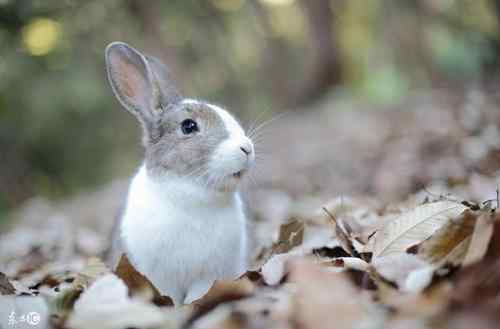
[449,257,500,321]
[323,207,358,257]
[190,289,292,329]
[416,210,477,267]
[189,277,255,322]
[68,274,170,329]
[484,214,500,259]
[463,211,495,266]
[193,278,254,306]
[74,257,110,288]
[115,253,173,305]
[48,257,113,325]
[260,223,331,285]
[376,280,452,318]
[443,213,500,322]
[272,219,304,254]
[0,272,15,295]
[288,260,379,329]
[321,197,387,245]
[372,201,467,259]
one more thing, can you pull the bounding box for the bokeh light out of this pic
[259,0,295,6]
[22,18,62,56]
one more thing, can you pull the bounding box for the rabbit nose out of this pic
[240,146,251,156]
[239,140,253,156]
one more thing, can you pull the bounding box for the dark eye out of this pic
[181,119,199,135]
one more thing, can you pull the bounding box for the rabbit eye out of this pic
[181,119,199,135]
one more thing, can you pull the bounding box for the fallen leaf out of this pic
[271,219,304,254]
[322,257,370,272]
[114,253,172,306]
[371,254,433,293]
[375,280,452,318]
[190,289,292,329]
[484,215,500,259]
[463,211,496,266]
[320,197,387,247]
[193,278,254,306]
[323,207,358,257]
[416,210,477,267]
[404,266,434,293]
[73,257,110,288]
[68,274,169,329]
[261,252,300,285]
[50,257,112,324]
[288,260,380,329]
[449,257,500,321]
[0,272,15,295]
[448,213,500,316]
[372,201,467,259]
[189,277,255,325]
[260,224,332,285]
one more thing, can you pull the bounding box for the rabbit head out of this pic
[105,42,254,191]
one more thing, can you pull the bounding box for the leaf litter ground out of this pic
[3,88,500,329]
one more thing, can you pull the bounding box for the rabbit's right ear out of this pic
[105,42,180,142]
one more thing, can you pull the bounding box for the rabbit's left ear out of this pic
[105,42,181,129]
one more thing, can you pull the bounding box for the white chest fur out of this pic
[120,165,247,305]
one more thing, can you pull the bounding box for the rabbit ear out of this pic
[105,42,181,142]
[145,55,182,107]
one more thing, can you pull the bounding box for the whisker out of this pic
[248,111,290,139]
[246,107,271,137]
[181,165,207,181]
[247,171,258,187]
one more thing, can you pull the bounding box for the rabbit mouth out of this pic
[232,170,244,179]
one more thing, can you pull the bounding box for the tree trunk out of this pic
[293,0,342,107]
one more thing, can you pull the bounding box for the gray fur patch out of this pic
[145,101,229,179]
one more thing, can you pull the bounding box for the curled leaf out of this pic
[372,201,467,259]
[463,211,496,266]
[417,210,477,267]
[322,257,370,272]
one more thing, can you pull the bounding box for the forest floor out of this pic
[2,86,500,329]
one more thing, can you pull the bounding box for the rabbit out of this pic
[104,42,255,305]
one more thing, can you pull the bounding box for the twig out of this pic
[497,188,499,210]
[322,207,337,226]
[421,185,460,203]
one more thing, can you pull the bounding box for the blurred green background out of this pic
[0,0,499,217]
